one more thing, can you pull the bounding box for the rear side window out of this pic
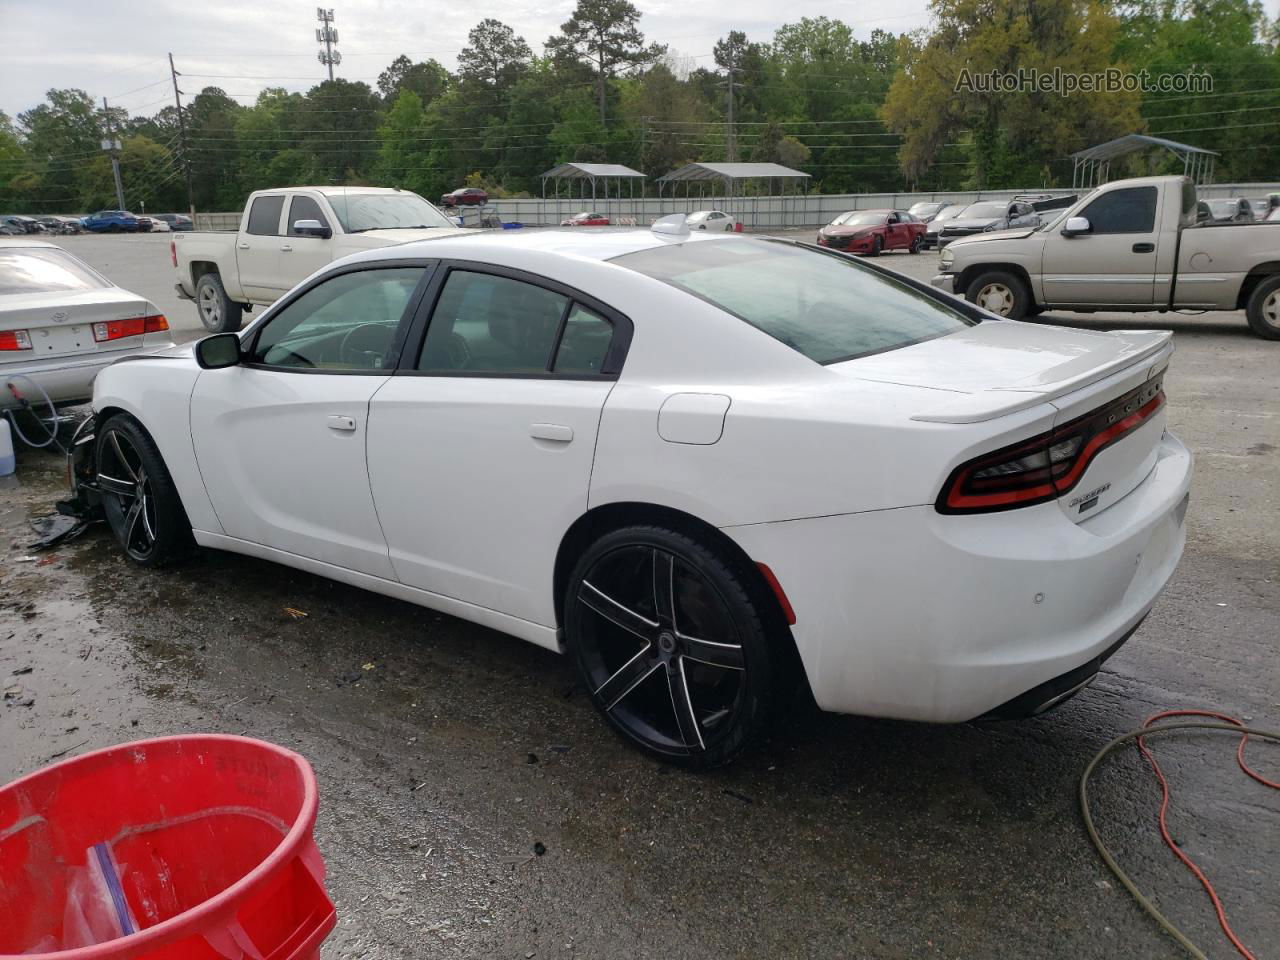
[288,195,329,235]
[1081,186,1157,234]
[245,195,285,236]
[0,248,109,295]
[615,240,975,364]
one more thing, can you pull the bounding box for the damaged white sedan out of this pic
[73,220,1192,767]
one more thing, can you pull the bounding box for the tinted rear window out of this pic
[0,248,109,295]
[246,195,285,236]
[614,240,975,364]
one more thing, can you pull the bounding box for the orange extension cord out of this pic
[1080,713,1280,960]
[1136,710,1280,960]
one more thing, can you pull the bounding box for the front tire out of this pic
[96,415,193,567]
[564,525,781,769]
[867,235,883,258]
[965,270,1032,320]
[195,272,244,333]
[1245,275,1280,340]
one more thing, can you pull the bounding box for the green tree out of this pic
[377,55,450,106]
[547,0,666,124]
[882,0,1140,188]
[458,20,533,92]
[375,90,429,193]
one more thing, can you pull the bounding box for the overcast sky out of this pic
[3,0,1278,120]
[0,0,937,118]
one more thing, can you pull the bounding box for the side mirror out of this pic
[1061,216,1091,237]
[292,218,332,239]
[195,333,242,369]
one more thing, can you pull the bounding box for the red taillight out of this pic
[0,330,32,351]
[92,314,169,343]
[170,239,177,268]
[937,375,1166,514]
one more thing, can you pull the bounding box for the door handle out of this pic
[280,244,292,252]
[237,242,250,250]
[1132,242,1155,253]
[327,415,357,432]
[529,423,573,443]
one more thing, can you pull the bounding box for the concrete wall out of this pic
[195,181,1280,232]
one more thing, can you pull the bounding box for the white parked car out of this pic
[1,238,173,413]
[686,210,737,232]
[78,222,1192,767]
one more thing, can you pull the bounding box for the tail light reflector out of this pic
[170,239,177,268]
[92,315,169,343]
[938,375,1165,514]
[0,330,32,351]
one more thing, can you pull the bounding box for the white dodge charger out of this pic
[76,220,1191,767]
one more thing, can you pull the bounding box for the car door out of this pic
[1040,185,1161,306]
[190,261,434,578]
[885,212,904,248]
[366,264,630,627]
[236,194,289,302]
[280,195,334,289]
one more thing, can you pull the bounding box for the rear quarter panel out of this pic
[175,233,245,300]
[93,355,221,533]
[1176,222,1280,309]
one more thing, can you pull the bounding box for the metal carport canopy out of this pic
[540,163,647,179]
[1070,134,1217,162]
[657,162,811,185]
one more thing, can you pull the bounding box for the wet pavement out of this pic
[2,235,1278,958]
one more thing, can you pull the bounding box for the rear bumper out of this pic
[175,281,194,301]
[2,343,176,410]
[724,430,1192,723]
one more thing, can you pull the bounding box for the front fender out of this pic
[93,358,223,534]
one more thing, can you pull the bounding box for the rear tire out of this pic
[1245,275,1280,340]
[965,270,1032,320]
[196,272,244,333]
[564,525,782,769]
[909,234,923,254]
[96,415,193,568]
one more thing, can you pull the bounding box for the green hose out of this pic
[1079,721,1280,959]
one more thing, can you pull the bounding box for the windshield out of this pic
[326,192,454,232]
[909,202,942,217]
[830,211,887,227]
[958,202,1007,220]
[0,248,110,295]
[615,239,975,364]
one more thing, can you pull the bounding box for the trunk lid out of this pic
[0,289,162,364]
[833,321,1173,524]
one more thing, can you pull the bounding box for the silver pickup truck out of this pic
[932,175,1280,340]
[173,186,466,332]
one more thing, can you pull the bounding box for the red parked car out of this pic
[560,211,610,227]
[816,209,926,256]
[440,187,489,207]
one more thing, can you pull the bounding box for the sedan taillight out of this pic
[92,315,169,343]
[937,375,1165,514]
[0,330,32,351]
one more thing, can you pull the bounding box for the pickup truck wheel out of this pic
[196,272,244,334]
[966,271,1031,320]
[1245,275,1280,340]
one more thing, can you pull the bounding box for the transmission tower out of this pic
[316,8,341,81]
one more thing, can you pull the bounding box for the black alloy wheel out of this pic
[97,416,192,566]
[566,526,780,768]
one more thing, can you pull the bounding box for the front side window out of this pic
[615,239,975,364]
[418,271,569,374]
[288,195,330,235]
[246,196,285,236]
[0,248,109,295]
[1081,186,1157,234]
[250,267,425,370]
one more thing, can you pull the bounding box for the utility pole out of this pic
[316,8,341,82]
[725,64,737,162]
[101,98,126,210]
[169,54,197,223]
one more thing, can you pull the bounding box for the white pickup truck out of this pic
[932,175,1280,339]
[172,186,466,332]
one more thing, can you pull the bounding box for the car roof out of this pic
[285,186,413,197]
[349,224,747,266]
[0,237,59,249]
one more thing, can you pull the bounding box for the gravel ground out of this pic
[2,231,1276,959]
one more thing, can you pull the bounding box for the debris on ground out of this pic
[28,513,88,550]
[283,606,308,619]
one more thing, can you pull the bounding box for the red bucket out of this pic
[0,735,336,959]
